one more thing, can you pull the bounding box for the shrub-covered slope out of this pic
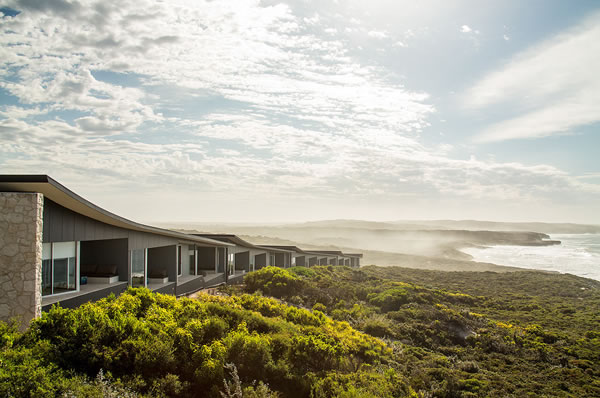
[240,266,600,397]
[0,287,413,398]
[2,265,598,397]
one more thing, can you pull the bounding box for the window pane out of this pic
[42,243,51,260]
[53,257,76,294]
[131,249,145,287]
[68,257,76,289]
[178,246,182,276]
[189,254,195,275]
[53,242,76,258]
[42,259,52,296]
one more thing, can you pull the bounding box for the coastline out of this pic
[460,234,600,281]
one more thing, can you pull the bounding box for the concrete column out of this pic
[0,192,43,329]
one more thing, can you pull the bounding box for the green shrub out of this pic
[244,267,306,298]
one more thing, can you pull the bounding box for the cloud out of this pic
[466,11,600,142]
[460,25,472,33]
[367,30,387,39]
[0,0,598,221]
[13,0,81,15]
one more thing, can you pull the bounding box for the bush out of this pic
[244,267,306,298]
[1,288,396,397]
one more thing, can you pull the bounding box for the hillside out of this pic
[235,266,600,397]
[0,288,408,397]
[2,266,599,397]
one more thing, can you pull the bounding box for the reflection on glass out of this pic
[52,256,76,294]
[178,246,182,276]
[42,259,52,296]
[40,242,77,296]
[131,249,145,287]
[69,257,76,289]
[189,252,195,275]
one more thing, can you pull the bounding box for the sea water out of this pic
[461,234,600,281]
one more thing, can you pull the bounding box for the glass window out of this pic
[189,248,196,275]
[131,249,145,287]
[42,242,77,296]
[177,246,182,276]
[52,242,77,294]
[42,243,52,296]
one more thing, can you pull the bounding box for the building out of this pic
[304,250,362,268]
[193,234,294,271]
[310,250,346,266]
[0,175,235,327]
[0,174,362,328]
[260,245,321,267]
[344,253,363,268]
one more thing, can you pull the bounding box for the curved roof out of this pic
[194,234,292,253]
[0,175,232,247]
[261,245,325,256]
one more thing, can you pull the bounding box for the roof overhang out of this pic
[193,234,270,251]
[195,235,294,253]
[255,245,294,254]
[343,253,364,258]
[0,175,233,247]
[261,245,306,254]
[312,250,345,256]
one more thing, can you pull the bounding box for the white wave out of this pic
[462,234,600,281]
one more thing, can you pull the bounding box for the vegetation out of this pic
[2,264,599,397]
[237,266,600,397]
[0,287,414,397]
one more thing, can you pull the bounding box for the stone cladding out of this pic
[0,192,43,329]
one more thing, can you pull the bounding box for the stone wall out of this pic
[0,192,43,329]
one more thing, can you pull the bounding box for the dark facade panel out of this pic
[197,247,216,271]
[217,247,226,273]
[49,202,63,241]
[128,231,178,251]
[148,245,177,282]
[43,198,179,249]
[152,283,176,295]
[255,253,267,269]
[41,283,128,311]
[274,253,285,267]
[235,251,250,271]
[44,198,127,242]
[80,238,129,282]
[204,273,226,287]
[176,277,205,296]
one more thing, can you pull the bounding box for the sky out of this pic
[1,0,600,224]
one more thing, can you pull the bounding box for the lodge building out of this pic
[0,175,360,328]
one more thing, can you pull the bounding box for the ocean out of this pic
[461,234,600,281]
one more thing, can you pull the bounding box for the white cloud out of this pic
[503,34,510,41]
[460,25,472,33]
[367,30,387,39]
[0,0,598,222]
[466,11,600,142]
